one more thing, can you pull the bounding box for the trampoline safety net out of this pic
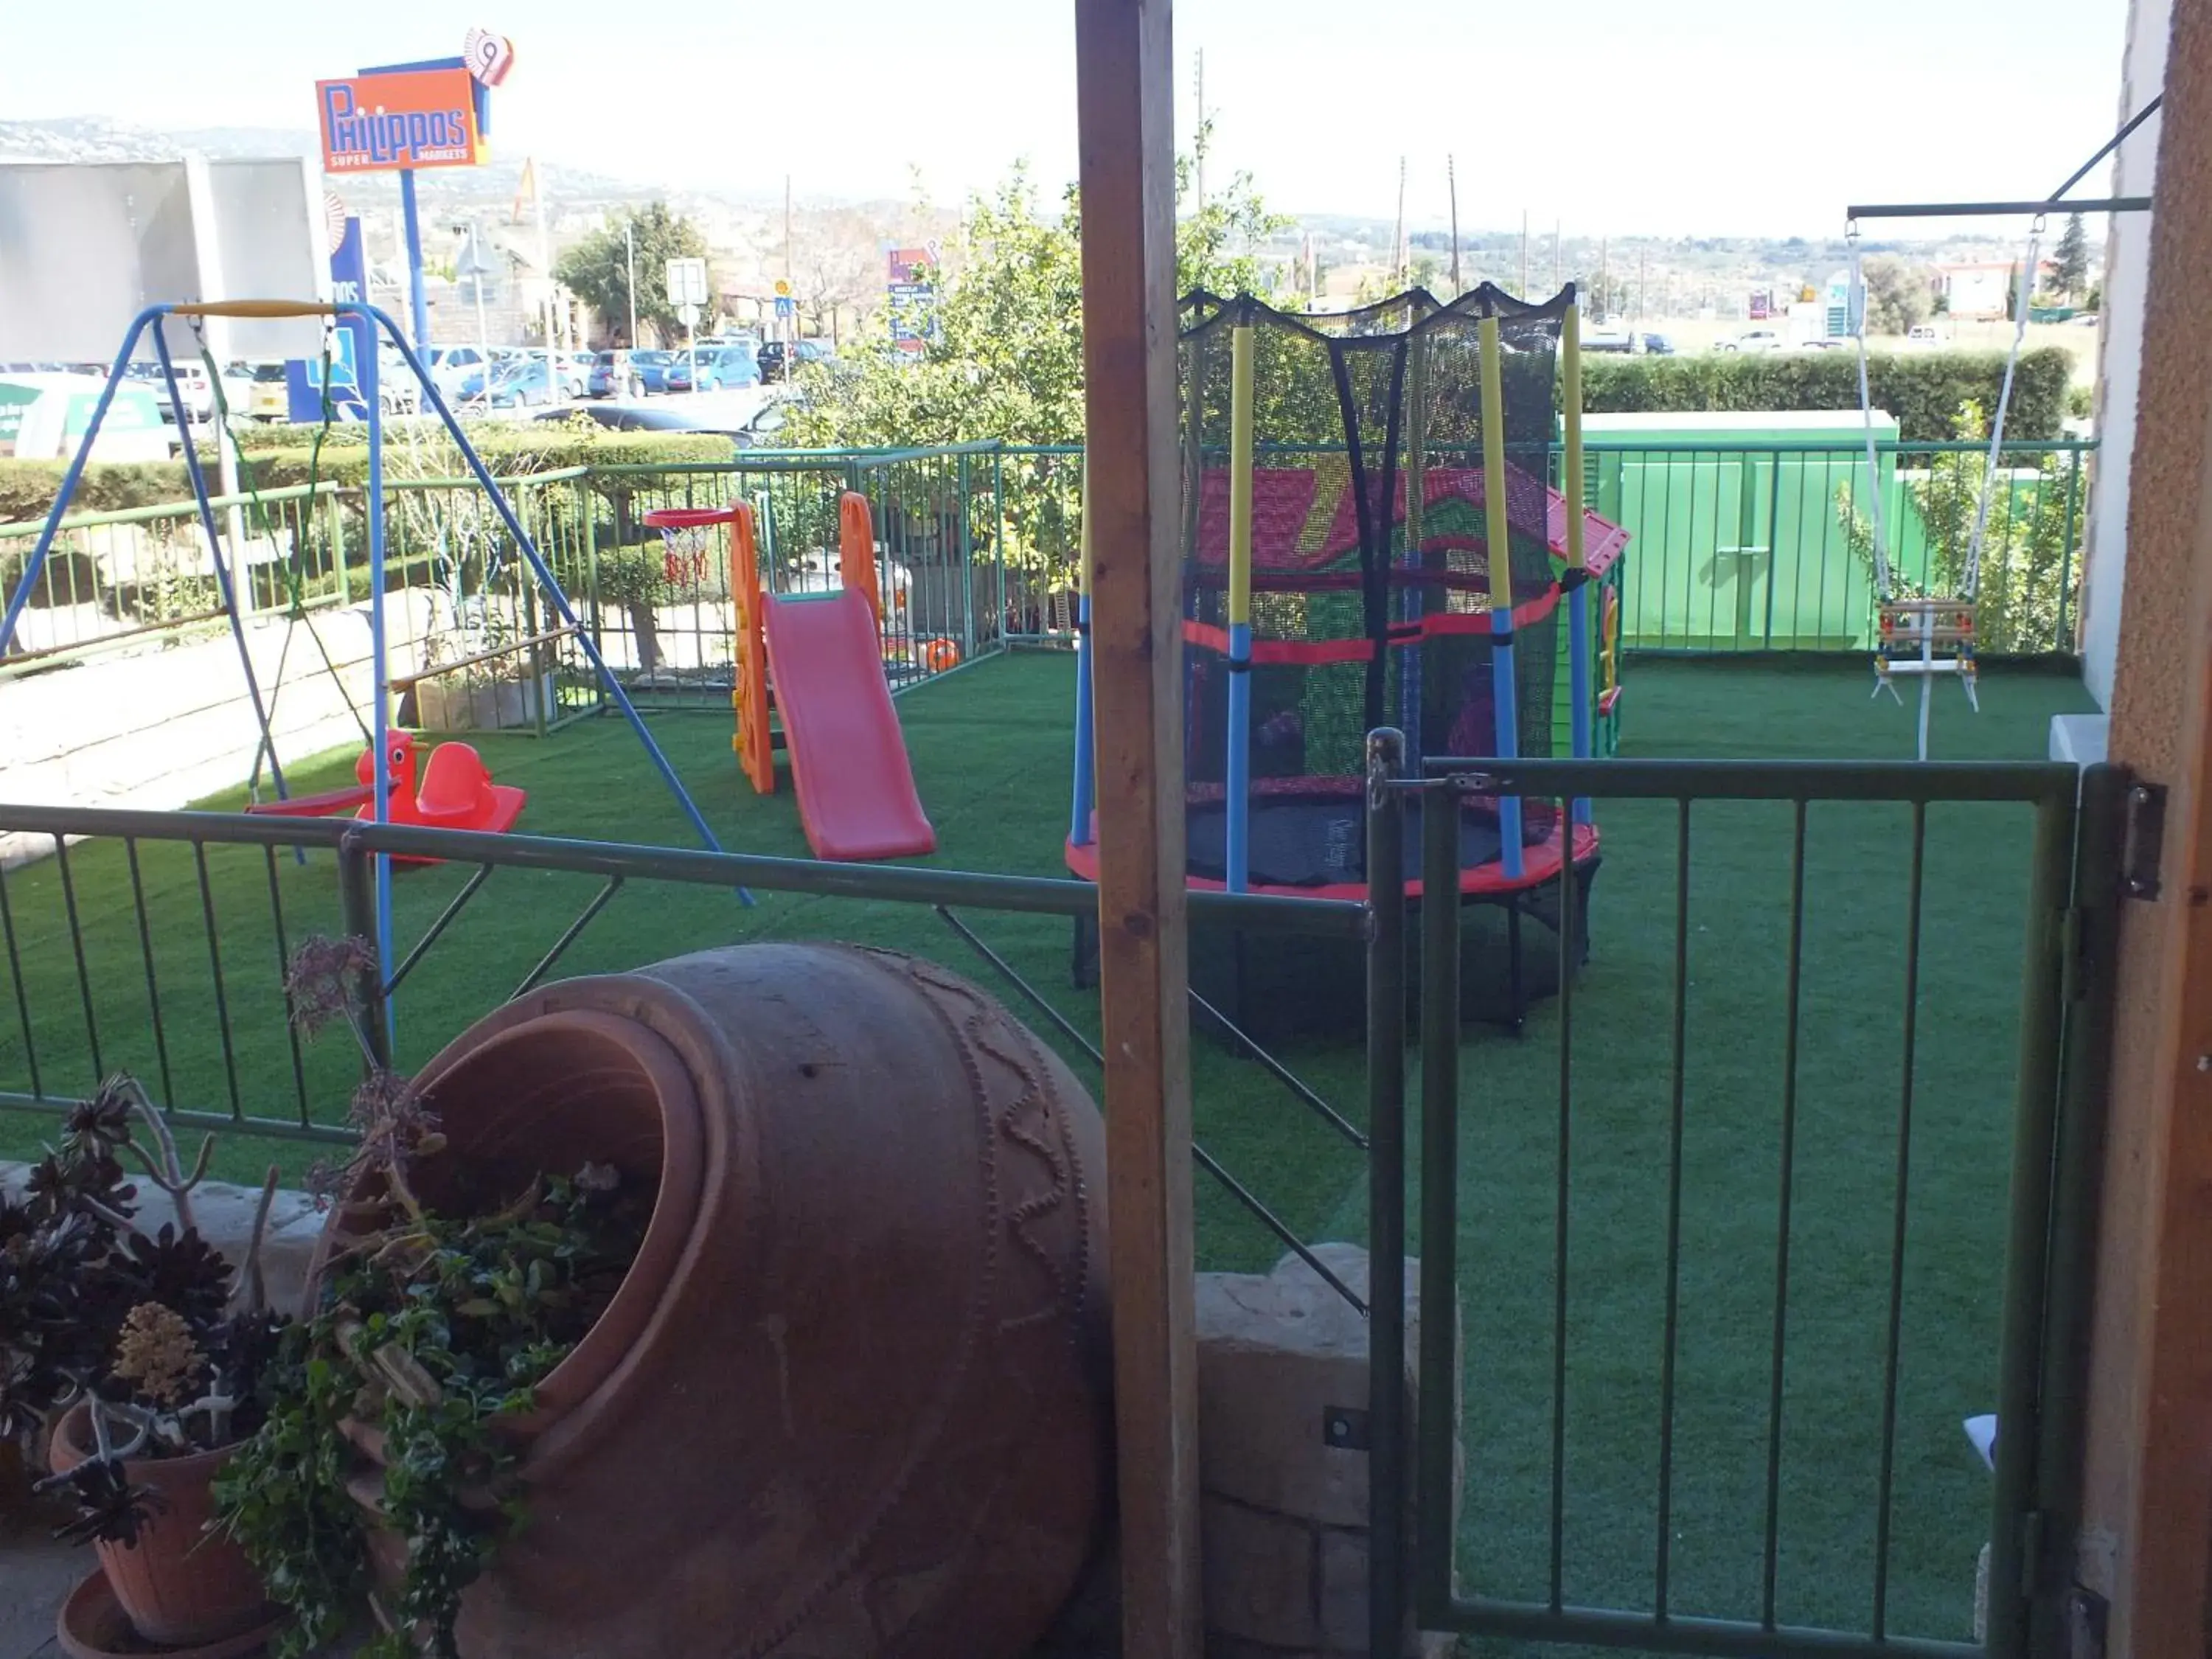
[1179,285,1576,888]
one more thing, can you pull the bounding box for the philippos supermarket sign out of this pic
[316,66,483,172]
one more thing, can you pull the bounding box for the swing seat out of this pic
[413,742,528,835]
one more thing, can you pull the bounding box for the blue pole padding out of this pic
[153,327,290,810]
[1492,613,1524,882]
[1568,582,1594,827]
[0,309,159,657]
[364,337,396,1045]
[1225,623,1253,893]
[1068,593,1096,847]
[360,307,745,894]
[398,171,432,352]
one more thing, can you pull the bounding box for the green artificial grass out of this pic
[0,650,2096,1655]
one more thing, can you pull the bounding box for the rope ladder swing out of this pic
[1848,213,2043,760]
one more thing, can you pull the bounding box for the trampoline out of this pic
[1065,283,1629,1035]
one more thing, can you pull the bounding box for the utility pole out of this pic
[1552,220,1562,291]
[1598,235,1607,319]
[534,159,556,396]
[1304,231,1317,305]
[1520,210,1528,297]
[1392,156,1406,284]
[625,221,638,349]
[1194,49,1206,209]
[1447,154,1461,296]
[1637,248,1646,324]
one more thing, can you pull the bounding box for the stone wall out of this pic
[1196,1242,1457,1659]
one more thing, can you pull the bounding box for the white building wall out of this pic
[2080,0,2171,708]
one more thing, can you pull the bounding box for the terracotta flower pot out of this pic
[315,943,1113,1659]
[46,1402,268,1649]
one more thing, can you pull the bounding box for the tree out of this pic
[782,141,1289,453]
[2052,212,2090,304]
[1858,254,1932,335]
[778,146,1287,610]
[552,204,711,348]
[784,208,882,345]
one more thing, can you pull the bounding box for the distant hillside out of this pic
[0,116,641,206]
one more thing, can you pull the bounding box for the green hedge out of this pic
[0,426,737,527]
[1579,348,2073,442]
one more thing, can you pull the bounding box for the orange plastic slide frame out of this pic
[729,501,775,796]
[838,491,882,623]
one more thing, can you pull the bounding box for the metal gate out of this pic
[1362,741,2122,1659]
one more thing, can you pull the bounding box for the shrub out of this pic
[1834,400,2079,653]
[0,428,738,529]
[1579,348,2073,442]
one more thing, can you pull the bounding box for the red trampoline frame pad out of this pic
[1062,818,1599,902]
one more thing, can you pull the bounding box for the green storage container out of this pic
[1585,410,1923,653]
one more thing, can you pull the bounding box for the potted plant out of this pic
[411,611,560,734]
[215,939,650,1659]
[1,1077,288,1654]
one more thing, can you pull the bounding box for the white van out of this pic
[0,373,172,462]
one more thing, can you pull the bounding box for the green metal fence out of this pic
[0,482,349,666]
[1361,751,2121,1659]
[0,734,2120,1658]
[1589,439,2092,656]
[2,437,2092,719]
[0,801,1370,1296]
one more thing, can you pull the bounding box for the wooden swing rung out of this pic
[389,624,578,690]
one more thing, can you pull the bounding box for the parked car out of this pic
[557,354,592,397]
[533,403,750,440]
[758,340,836,382]
[245,361,291,420]
[733,400,792,448]
[1906,324,1942,347]
[667,343,760,392]
[587,349,673,398]
[1714,330,1784,354]
[429,346,492,400]
[1581,329,1635,355]
[487,359,559,408]
[125,361,216,422]
[699,345,770,394]
[1637,332,1677,356]
[215,361,254,415]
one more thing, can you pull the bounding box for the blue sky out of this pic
[1,0,2135,234]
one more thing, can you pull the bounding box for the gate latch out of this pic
[2124,782,2167,901]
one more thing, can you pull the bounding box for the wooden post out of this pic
[1073,3,1203,1658]
[2079,7,2212,1651]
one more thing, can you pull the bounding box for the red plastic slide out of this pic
[760,587,936,861]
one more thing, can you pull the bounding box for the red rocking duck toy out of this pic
[246,732,526,858]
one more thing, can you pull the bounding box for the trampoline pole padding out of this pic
[1571,582,1594,827]
[1492,617,1525,880]
[1225,320,1256,894]
[1478,310,1526,880]
[1565,298,1596,829]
